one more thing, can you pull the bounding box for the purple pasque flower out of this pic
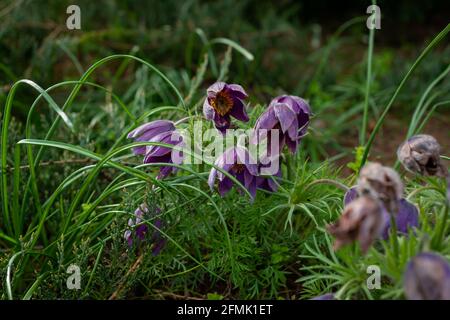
[253,95,311,154]
[127,120,175,155]
[124,204,149,247]
[143,130,184,179]
[124,204,166,255]
[208,146,258,199]
[344,187,419,240]
[404,252,450,300]
[203,82,249,133]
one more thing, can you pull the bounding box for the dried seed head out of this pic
[358,162,403,215]
[397,134,447,177]
[404,252,450,300]
[327,195,386,254]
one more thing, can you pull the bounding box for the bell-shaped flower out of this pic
[127,120,175,155]
[143,130,184,179]
[203,82,249,133]
[208,146,258,199]
[328,195,386,254]
[253,95,311,154]
[344,187,419,240]
[404,252,450,300]
[124,204,165,255]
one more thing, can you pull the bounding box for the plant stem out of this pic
[389,214,400,258]
[434,203,449,250]
[360,23,450,170]
[360,0,376,145]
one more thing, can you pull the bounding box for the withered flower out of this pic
[358,162,403,215]
[397,134,447,177]
[327,195,386,254]
[344,187,419,240]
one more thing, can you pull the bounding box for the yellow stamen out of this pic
[231,164,245,174]
[211,91,233,116]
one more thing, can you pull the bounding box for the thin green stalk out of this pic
[360,0,376,145]
[389,214,399,258]
[434,204,449,249]
[361,23,450,169]
[407,63,450,137]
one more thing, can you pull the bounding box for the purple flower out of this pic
[256,164,281,193]
[203,82,249,133]
[253,95,311,154]
[404,252,450,300]
[381,199,419,239]
[124,204,166,255]
[328,195,386,254]
[143,130,184,179]
[344,187,419,240]
[124,204,149,246]
[208,146,258,199]
[127,120,175,155]
[311,293,335,300]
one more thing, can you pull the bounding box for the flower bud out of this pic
[397,134,447,177]
[404,252,450,300]
[327,195,386,254]
[358,162,403,215]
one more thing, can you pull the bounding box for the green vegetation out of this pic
[1,1,449,299]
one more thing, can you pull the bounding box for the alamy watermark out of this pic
[66,264,81,290]
[66,5,81,30]
[366,265,381,290]
[366,5,381,30]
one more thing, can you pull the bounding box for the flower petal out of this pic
[382,199,419,239]
[229,98,249,122]
[207,82,226,96]
[127,120,174,139]
[218,177,234,196]
[203,98,215,120]
[273,103,296,133]
[228,84,248,99]
[344,186,359,206]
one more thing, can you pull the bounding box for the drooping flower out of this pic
[344,187,419,240]
[327,195,386,254]
[124,205,148,247]
[253,95,311,154]
[358,162,403,215]
[404,252,450,300]
[127,120,175,155]
[397,134,447,177]
[203,82,249,133]
[208,146,258,199]
[143,130,184,179]
[124,204,166,255]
